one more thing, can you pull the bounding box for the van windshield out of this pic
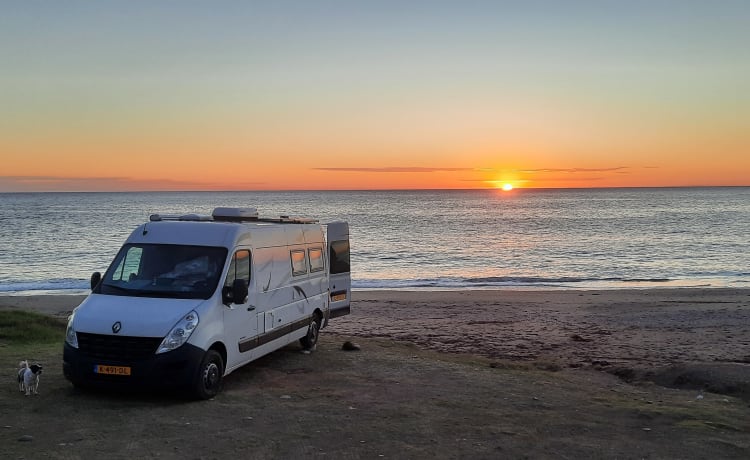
[98,244,228,299]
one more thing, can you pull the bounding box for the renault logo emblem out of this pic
[112,321,122,334]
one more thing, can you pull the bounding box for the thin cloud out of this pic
[0,176,266,192]
[520,176,607,182]
[313,167,474,173]
[516,167,630,173]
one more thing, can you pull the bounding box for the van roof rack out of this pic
[261,215,319,224]
[149,214,212,222]
[148,208,318,224]
[211,207,318,224]
[211,207,259,221]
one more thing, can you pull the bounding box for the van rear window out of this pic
[329,240,350,274]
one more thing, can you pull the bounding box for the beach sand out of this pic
[334,289,750,370]
[3,288,749,392]
[2,289,750,458]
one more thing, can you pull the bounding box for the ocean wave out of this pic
[465,276,672,285]
[0,279,90,294]
[349,276,721,290]
[0,274,744,296]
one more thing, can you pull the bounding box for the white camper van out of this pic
[63,207,350,399]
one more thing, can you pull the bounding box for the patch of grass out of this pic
[0,310,66,345]
[586,390,750,433]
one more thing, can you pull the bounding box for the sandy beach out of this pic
[336,289,750,369]
[3,287,749,380]
[3,288,750,458]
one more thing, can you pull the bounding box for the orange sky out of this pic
[2,3,748,192]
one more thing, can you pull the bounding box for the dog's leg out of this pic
[23,372,31,396]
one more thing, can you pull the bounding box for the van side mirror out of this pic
[90,272,102,291]
[231,279,248,304]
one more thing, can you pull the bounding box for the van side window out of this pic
[225,250,251,288]
[329,240,350,274]
[308,247,324,272]
[290,250,307,276]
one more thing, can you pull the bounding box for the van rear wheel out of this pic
[192,350,223,400]
[300,315,321,350]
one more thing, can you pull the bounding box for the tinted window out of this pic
[329,240,350,274]
[309,247,324,272]
[225,250,251,288]
[291,250,307,276]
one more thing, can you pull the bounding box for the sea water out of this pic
[1,188,748,294]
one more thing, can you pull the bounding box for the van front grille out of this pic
[77,332,163,361]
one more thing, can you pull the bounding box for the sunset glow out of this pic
[502,184,514,191]
[1,3,749,192]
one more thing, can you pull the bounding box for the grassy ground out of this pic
[2,311,749,459]
[0,310,66,375]
[0,310,66,345]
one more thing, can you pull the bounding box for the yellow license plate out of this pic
[94,365,131,376]
[331,292,347,302]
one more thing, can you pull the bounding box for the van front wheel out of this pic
[193,350,223,400]
[300,315,321,350]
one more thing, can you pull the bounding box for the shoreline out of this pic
[2,285,749,311]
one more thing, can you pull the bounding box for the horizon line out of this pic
[1,185,749,194]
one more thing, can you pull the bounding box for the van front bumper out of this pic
[63,342,205,391]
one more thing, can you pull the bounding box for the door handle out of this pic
[247,306,256,311]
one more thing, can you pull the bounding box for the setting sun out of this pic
[502,183,514,191]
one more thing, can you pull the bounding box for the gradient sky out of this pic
[1,1,748,191]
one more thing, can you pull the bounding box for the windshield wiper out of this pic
[100,284,134,293]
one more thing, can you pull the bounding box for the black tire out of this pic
[300,315,321,350]
[192,350,223,400]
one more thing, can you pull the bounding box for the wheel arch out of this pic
[208,341,227,374]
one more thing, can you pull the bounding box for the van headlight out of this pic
[156,311,199,354]
[65,313,78,348]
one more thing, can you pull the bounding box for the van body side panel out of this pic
[239,225,326,351]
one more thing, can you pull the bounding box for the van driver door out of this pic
[222,249,259,368]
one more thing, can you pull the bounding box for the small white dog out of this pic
[18,360,43,396]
